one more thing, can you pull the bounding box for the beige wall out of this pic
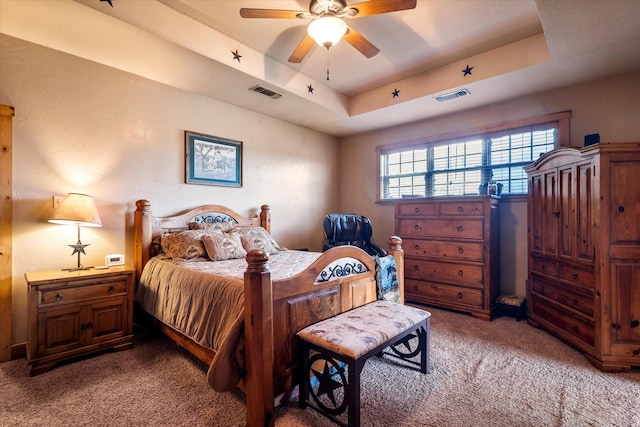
[0,36,340,344]
[339,70,640,298]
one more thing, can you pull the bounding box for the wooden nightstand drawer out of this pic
[403,238,484,262]
[40,279,128,306]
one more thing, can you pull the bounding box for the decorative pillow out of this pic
[160,230,208,259]
[232,227,279,255]
[202,232,247,261]
[188,221,235,232]
[374,255,400,303]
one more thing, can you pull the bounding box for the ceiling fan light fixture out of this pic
[307,16,347,48]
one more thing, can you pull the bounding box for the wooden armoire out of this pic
[525,142,640,372]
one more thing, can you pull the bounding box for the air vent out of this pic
[250,85,282,99]
[434,89,470,103]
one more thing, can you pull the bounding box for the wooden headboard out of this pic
[133,199,271,280]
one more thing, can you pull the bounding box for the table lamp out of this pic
[48,193,102,271]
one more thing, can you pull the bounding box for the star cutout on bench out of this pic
[307,84,314,94]
[312,360,345,407]
[232,50,242,62]
[392,88,400,98]
[462,65,474,76]
[100,0,113,7]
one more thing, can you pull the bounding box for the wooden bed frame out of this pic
[133,199,404,427]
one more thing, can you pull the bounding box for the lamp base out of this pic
[62,266,93,272]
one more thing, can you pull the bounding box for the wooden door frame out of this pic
[0,104,14,362]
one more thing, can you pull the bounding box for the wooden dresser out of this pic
[395,196,500,320]
[26,265,135,375]
[525,142,640,372]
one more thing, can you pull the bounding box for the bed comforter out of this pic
[136,250,326,391]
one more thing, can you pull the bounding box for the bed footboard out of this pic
[243,236,404,427]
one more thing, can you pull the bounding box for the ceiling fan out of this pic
[240,0,417,63]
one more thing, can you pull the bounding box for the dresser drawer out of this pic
[559,265,595,289]
[531,257,558,278]
[406,258,484,287]
[397,202,437,217]
[405,279,483,308]
[39,279,128,306]
[404,238,484,262]
[398,218,484,239]
[531,294,595,347]
[438,201,485,216]
[530,275,594,317]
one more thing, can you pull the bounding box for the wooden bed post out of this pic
[387,236,404,304]
[244,249,274,427]
[134,200,152,282]
[259,205,271,234]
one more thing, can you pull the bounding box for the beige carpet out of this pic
[2,306,639,427]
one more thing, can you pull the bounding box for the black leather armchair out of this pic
[322,213,386,257]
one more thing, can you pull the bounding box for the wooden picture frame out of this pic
[185,131,242,187]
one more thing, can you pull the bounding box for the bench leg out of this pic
[347,359,364,427]
[417,319,430,374]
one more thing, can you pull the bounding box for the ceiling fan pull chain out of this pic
[326,47,330,81]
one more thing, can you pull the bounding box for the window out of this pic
[378,112,570,200]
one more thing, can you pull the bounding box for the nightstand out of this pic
[25,265,135,376]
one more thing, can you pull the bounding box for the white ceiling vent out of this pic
[434,89,470,103]
[250,85,282,99]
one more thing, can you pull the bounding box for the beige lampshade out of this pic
[49,193,102,227]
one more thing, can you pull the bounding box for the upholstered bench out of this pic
[297,300,431,427]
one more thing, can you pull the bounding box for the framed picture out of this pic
[185,131,242,187]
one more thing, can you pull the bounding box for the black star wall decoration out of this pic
[392,88,400,98]
[232,50,242,62]
[100,0,113,7]
[462,65,474,76]
[307,84,314,94]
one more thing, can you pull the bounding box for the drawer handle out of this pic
[414,207,420,213]
[413,265,419,271]
[457,225,464,232]
[631,320,640,328]
[413,284,418,291]
[553,211,560,217]
[572,273,578,280]
[108,286,115,293]
[458,247,464,254]
[458,270,464,276]
[457,206,463,212]
[457,292,463,299]
[618,206,624,213]
[572,325,579,333]
[414,244,420,250]
[573,298,579,306]
[414,224,421,231]
[431,285,438,290]
[612,323,621,330]
[55,293,63,301]
[634,349,640,356]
